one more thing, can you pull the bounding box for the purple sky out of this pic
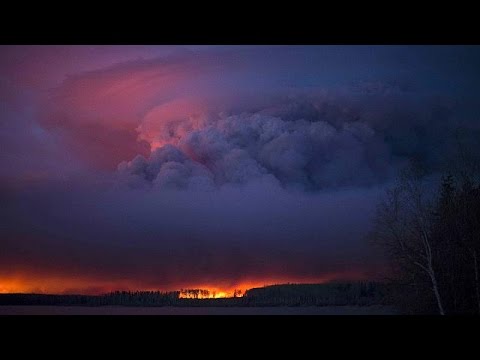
[1,45,480,294]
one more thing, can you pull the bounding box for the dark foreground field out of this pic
[0,305,397,315]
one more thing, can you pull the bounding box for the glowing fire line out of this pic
[178,289,244,299]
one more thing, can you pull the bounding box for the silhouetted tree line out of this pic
[0,282,386,307]
[0,291,180,306]
[243,282,387,306]
[373,152,480,314]
[179,289,211,298]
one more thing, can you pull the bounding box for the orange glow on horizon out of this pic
[0,272,369,296]
[0,275,160,295]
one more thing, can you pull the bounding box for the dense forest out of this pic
[372,155,480,314]
[0,282,387,307]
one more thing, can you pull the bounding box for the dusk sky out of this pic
[1,45,480,295]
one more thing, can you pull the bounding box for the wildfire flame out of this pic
[178,289,244,299]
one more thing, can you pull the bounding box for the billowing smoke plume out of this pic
[118,100,393,191]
